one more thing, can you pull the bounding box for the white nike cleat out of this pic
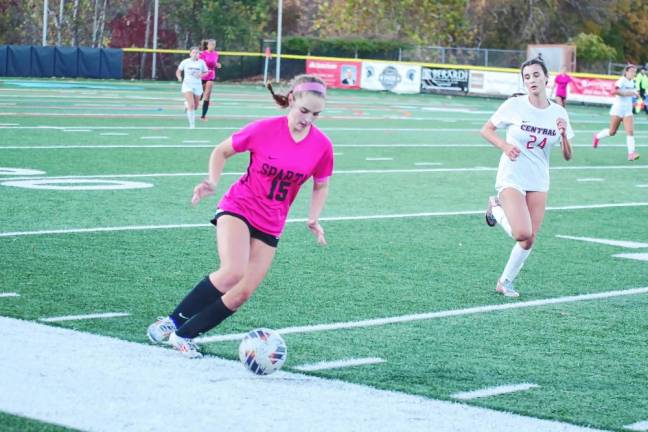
[496,278,520,298]
[168,332,203,359]
[147,316,177,344]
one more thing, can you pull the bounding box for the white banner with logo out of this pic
[469,70,524,96]
[361,62,421,94]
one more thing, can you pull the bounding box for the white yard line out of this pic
[140,136,168,140]
[625,420,648,431]
[451,383,539,400]
[294,357,386,372]
[62,129,91,132]
[0,316,605,432]
[556,235,648,249]
[366,157,394,161]
[576,178,604,182]
[0,143,646,149]
[613,253,648,262]
[2,164,648,182]
[99,132,129,136]
[3,203,648,238]
[637,185,648,188]
[39,312,130,323]
[197,287,648,344]
[4,124,646,133]
[0,292,20,298]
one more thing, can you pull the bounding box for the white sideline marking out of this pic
[39,312,130,323]
[294,357,386,372]
[62,129,91,132]
[415,162,443,166]
[576,178,604,182]
[613,253,648,262]
[451,383,539,400]
[1,143,644,149]
[140,136,168,140]
[366,157,394,161]
[0,167,45,176]
[0,316,605,432]
[625,420,648,431]
[100,132,128,136]
[2,178,153,191]
[556,235,648,249]
[0,293,19,298]
[3,202,648,238]
[637,184,648,188]
[3,164,648,182]
[197,287,648,344]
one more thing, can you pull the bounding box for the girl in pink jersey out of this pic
[147,75,334,358]
[199,39,221,121]
[552,66,573,107]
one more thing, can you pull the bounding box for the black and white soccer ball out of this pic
[238,328,287,375]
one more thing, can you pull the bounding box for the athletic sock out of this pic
[186,109,193,126]
[627,136,636,154]
[492,205,513,238]
[175,297,234,339]
[201,100,210,118]
[596,128,610,140]
[169,276,223,328]
[500,243,532,282]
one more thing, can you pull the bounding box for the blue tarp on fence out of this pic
[0,45,122,79]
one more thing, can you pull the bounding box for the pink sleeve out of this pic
[231,121,261,153]
[313,144,334,183]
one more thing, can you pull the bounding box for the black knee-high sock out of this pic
[175,297,234,339]
[169,276,223,328]
[201,100,210,118]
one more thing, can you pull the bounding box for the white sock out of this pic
[492,205,513,238]
[187,110,195,127]
[627,136,635,154]
[596,128,610,140]
[500,243,532,283]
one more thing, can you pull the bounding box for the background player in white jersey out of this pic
[480,56,574,298]
[593,65,640,161]
[176,47,209,129]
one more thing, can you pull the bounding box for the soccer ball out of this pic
[238,328,287,375]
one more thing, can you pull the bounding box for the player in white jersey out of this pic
[176,47,209,129]
[480,56,574,298]
[593,65,640,161]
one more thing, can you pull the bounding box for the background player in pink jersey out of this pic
[481,56,574,298]
[199,39,222,121]
[147,75,333,358]
[551,65,573,107]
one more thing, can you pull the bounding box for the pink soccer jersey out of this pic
[218,116,334,237]
[199,50,219,80]
[554,74,573,98]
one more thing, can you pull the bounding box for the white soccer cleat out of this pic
[496,278,519,298]
[168,332,203,359]
[147,316,177,344]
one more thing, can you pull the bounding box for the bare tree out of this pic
[71,0,80,46]
[140,0,152,79]
[97,0,109,47]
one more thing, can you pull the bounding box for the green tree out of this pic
[314,0,471,46]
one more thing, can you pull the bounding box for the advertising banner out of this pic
[421,67,469,92]
[361,62,421,94]
[469,70,523,96]
[305,59,361,89]
[567,76,616,104]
